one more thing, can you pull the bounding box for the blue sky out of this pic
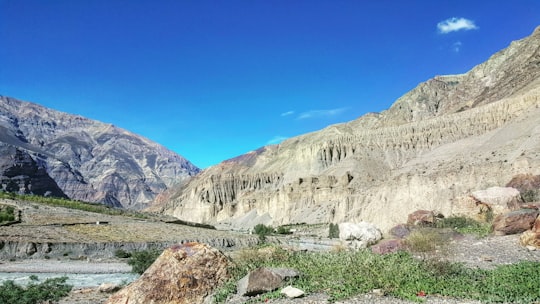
[1,1,539,168]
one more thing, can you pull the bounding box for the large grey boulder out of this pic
[339,222,382,249]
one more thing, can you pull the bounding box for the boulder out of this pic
[237,267,299,296]
[520,215,540,248]
[98,283,120,293]
[492,209,539,236]
[389,224,411,239]
[281,285,305,298]
[472,187,523,214]
[338,222,382,249]
[407,210,435,226]
[105,242,229,304]
[371,239,406,255]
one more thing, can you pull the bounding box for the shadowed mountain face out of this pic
[151,26,540,231]
[0,97,200,209]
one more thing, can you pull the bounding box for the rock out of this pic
[105,242,229,304]
[281,286,304,298]
[371,239,405,255]
[98,283,120,293]
[520,230,540,248]
[237,267,299,296]
[471,187,523,214]
[520,215,540,249]
[492,209,539,236]
[407,210,435,226]
[389,224,410,239]
[338,222,382,249]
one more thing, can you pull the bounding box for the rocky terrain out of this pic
[0,198,258,260]
[151,26,540,232]
[0,96,199,209]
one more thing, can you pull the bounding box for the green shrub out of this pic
[0,276,72,304]
[328,223,340,239]
[0,205,15,223]
[127,249,161,274]
[276,225,292,235]
[436,216,492,237]
[253,224,274,242]
[522,189,539,203]
[114,249,132,258]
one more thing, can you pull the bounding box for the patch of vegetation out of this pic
[253,224,274,242]
[215,246,540,303]
[328,223,340,239]
[522,189,539,203]
[0,276,72,304]
[114,249,132,258]
[436,216,492,237]
[276,225,292,235]
[0,191,148,219]
[404,228,447,259]
[0,205,16,223]
[127,249,161,274]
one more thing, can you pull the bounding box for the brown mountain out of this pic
[151,26,540,231]
[0,96,199,208]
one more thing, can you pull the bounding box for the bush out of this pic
[328,223,340,239]
[276,225,292,235]
[0,205,15,223]
[522,189,539,203]
[404,228,447,258]
[114,249,132,258]
[253,224,274,242]
[0,276,72,304]
[127,249,161,274]
[436,216,492,237]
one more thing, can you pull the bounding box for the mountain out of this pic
[150,26,540,231]
[0,96,200,209]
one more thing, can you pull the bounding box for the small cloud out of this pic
[452,41,463,52]
[297,108,346,119]
[437,17,478,34]
[281,111,295,117]
[266,136,288,145]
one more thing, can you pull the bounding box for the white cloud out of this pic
[437,17,478,34]
[281,110,295,117]
[452,41,463,52]
[297,108,346,119]
[266,136,288,145]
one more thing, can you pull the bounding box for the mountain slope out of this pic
[151,26,540,231]
[0,96,200,209]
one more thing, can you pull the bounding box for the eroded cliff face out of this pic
[0,97,200,208]
[152,26,540,231]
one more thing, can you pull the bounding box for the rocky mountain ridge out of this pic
[151,26,540,231]
[0,96,199,208]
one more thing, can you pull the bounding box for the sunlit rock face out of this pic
[0,95,199,209]
[151,26,540,231]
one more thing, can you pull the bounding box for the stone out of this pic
[492,209,539,236]
[98,283,120,293]
[371,239,405,255]
[407,210,435,226]
[389,224,410,239]
[105,242,229,304]
[471,187,523,214]
[281,286,304,298]
[237,267,299,296]
[520,230,540,248]
[338,222,382,249]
